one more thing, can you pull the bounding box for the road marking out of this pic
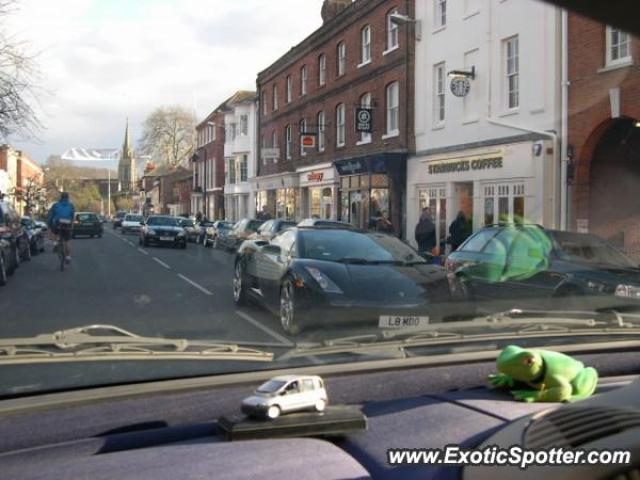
[153,257,171,269]
[177,273,213,296]
[126,240,135,247]
[137,248,149,255]
[235,310,294,346]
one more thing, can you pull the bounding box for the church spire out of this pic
[123,117,132,157]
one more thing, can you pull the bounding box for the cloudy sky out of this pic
[6,0,325,164]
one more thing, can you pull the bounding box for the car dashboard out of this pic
[0,352,638,480]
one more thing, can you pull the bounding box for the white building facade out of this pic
[408,0,562,249]
[223,93,257,222]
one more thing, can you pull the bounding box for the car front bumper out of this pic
[145,235,186,246]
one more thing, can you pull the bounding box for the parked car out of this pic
[251,219,297,243]
[203,220,233,248]
[197,219,215,243]
[72,212,103,238]
[233,227,452,334]
[34,220,48,233]
[179,218,199,243]
[216,219,263,252]
[446,225,640,305]
[0,200,30,274]
[0,238,11,286]
[20,216,45,255]
[121,214,144,235]
[297,218,354,229]
[241,375,328,419]
[139,215,187,249]
[112,211,127,229]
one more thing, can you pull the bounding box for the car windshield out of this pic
[2,0,640,399]
[299,230,425,264]
[147,217,179,227]
[256,379,286,394]
[552,231,636,268]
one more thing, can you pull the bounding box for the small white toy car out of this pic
[241,375,328,419]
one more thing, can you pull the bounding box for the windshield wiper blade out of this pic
[280,312,640,360]
[0,325,273,365]
[336,257,404,265]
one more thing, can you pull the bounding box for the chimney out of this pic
[321,0,352,23]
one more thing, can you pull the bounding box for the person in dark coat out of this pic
[415,208,436,254]
[448,211,472,251]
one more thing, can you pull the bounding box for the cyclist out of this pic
[47,192,75,264]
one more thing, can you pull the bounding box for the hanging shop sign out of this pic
[300,133,317,149]
[355,107,373,133]
[450,76,471,97]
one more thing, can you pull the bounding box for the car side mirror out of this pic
[279,390,287,396]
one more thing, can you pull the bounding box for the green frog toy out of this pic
[489,345,598,402]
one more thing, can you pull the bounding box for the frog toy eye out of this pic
[523,356,535,366]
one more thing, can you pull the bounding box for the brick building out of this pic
[0,145,44,215]
[568,14,640,256]
[192,102,227,220]
[255,0,414,234]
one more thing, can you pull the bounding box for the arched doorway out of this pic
[588,117,640,257]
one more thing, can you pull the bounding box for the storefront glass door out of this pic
[418,186,447,249]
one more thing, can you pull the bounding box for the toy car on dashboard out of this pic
[241,375,328,419]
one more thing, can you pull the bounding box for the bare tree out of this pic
[138,106,197,168]
[0,0,41,140]
[10,174,45,215]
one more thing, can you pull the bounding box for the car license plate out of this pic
[379,315,429,330]
[160,236,173,241]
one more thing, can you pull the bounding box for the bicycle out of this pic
[55,220,72,271]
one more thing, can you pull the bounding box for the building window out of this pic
[272,84,278,111]
[240,154,248,182]
[336,103,345,147]
[228,123,237,141]
[210,124,216,142]
[505,36,519,109]
[286,75,292,103]
[317,111,325,152]
[359,92,372,143]
[300,65,308,95]
[227,158,236,185]
[299,118,307,156]
[239,115,248,136]
[434,63,445,123]
[483,183,525,225]
[337,42,346,76]
[435,0,446,28]
[360,25,371,65]
[387,9,399,50]
[318,54,326,86]
[261,90,267,116]
[285,124,292,159]
[606,26,631,66]
[386,82,399,135]
[272,130,278,163]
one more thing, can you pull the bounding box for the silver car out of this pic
[241,375,328,419]
[121,214,144,235]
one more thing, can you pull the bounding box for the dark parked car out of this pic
[20,216,45,255]
[140,215,187,249]
[112,211,127,229]
[0,200,31,274]
[297,218,354,229]
[203,220,234,248]
[0,238,11,286]
[233,227,452,335]
[446,225,640,305]
[251,219,297,242]
[216,219,263,252]
[72,212,103,238]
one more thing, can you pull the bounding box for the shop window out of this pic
[341,177,349,189]
[322,187,333,220]
[310,188,321,218]
[418,185,447,249]
[483,182,525,225]
[371,174,388,187]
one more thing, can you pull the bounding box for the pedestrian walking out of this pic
[415,208,436,255]
[448,211,472,251]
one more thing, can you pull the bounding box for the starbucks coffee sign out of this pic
[428,156,503,175]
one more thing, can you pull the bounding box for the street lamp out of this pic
[389,12,422,41]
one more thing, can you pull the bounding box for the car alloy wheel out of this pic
[280,280,300,335]
[315,399,326,412]
[233,262,248,305]
[0,254,7,286]
[266,405,281,419]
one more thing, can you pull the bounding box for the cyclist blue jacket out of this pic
[47,199,75,228]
